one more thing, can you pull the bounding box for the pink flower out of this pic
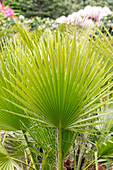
[84,5,92,11]
[56,5,112,27]
[0,2,5,7]
[19,15,24,20]
[3,8,14,18]
[0,2,5,10]
[84,6,103,19]
[94,17,100,22]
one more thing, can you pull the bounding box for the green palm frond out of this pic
[96,137,113,158]
[1,26,112,128]
[29,122,77,161]
[94,137,113,169]
[3,132,27,160]
[88,26,113,64]
[0,142,21,170]
[0,25,113,168]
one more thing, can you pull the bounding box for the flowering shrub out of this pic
[0,2,4,9]
[0,2,15,41]
[3,8,14,18]
[56,6,112,27]
[0,2,14,18]
[0,1,113,42]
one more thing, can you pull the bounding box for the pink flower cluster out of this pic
[56,6,112,27]
[0,2,14,18]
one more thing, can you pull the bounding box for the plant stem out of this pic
[84,160,95,170]
[9,156,35,169]
[73,142,76,170]
[58,127,62,170]
[95,152,98,170]
[77,145,84,170]
[22,130,39,170]
[84,155,101,170]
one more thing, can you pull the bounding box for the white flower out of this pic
[102,7,112,14]
[28,19,32,23]
[98,13,108,21]
[56,16,68,24]
[67,14,75,24]
[19,15,24,20]
[82,19,94,27]
[55,5,112,27]
[78,9,87,18]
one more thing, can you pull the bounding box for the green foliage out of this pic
[29,17,56,31]
[3,0,66,19]
[64,0,113,15]
[63,0,98,15]
[2,0,113,19]
[0,25,113,169]
[0,142,21,169]
[96,138,113,157]
[94,137,113,168]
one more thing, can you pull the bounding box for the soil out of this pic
[64,158,106,170]
[87,164,106,170]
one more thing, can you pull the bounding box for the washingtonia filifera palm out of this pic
[0,25,113,169]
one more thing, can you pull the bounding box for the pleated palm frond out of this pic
[0,142,21,169]
[29,121,77,162]
[95,103,113,142]
[0,25,113,169]
[3,132,27,160]
[88,26,113,65]
[0,25,113,130]
[95,137,113,168]
[96,137,113,158]
[0,38,31,131]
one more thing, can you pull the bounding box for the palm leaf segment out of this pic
[0,26,113,130]
[96,138,113,158]
[0,142,20,169]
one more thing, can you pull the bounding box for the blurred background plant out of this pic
[0,1,113,42]
[95,14,113,36]
[2,0,113,19]
[0,2,16,41]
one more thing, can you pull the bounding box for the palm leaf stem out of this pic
[95,152,98,170]
[73,142,76,170]
[58,127,62,170]
[22,130,39,170]
[77,133,88,170]
[84,155,101,170]
[9,156,35,169]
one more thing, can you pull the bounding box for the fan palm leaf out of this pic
[0,142,21,170]
[0,25,113,169]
